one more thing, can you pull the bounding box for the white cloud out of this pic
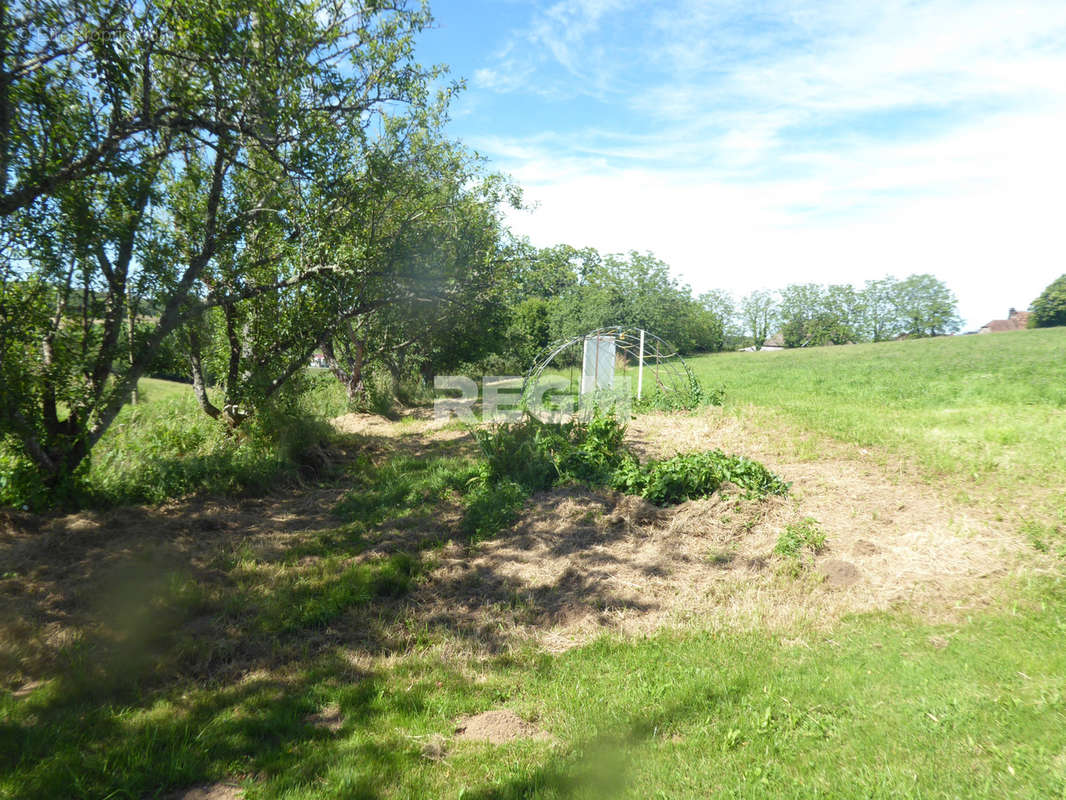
[468,0,1066,329]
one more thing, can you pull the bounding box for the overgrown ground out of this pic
[3,330,1066,799]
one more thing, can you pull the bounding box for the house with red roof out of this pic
[979,308,1030,334]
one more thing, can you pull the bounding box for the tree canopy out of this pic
[0,0,500,485]
[1029,274,1066,328]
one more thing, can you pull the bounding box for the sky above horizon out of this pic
[417,0,1066,331]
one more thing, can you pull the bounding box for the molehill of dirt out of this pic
[454,709,548,743]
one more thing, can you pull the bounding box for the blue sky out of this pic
[418,0,1066,330]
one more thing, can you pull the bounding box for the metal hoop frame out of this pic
[521,326,697,409]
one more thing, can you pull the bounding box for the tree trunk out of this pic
[321,337,367,405]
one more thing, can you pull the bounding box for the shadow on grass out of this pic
[0,422,719,798]
[1,648,440,799]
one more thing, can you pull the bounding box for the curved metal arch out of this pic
[521,326,697,411]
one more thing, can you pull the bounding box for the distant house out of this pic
[762,332,786,350]
[979,308,1030,334]
[740,331,786,352]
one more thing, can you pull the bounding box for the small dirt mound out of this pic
[604,494,663,528]
[852,539,881,556]
[165,782,242,800]
[818,559,862,588]
[306,703,343,732]
[454,709,546,743]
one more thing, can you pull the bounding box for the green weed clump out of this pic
[775,517,827,559]
[460,475,527,541]
[612,450,790,506]
[473,411,630,491]
[335,454,481,524]
[254,552,420,633]
[1,377,345,511]
[632,376,724,413]
[89,391,336,507]
[333,451,521,543]
[475,412,788,508]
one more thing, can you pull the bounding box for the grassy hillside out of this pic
[85,375,347,506]
[688,328,1066,522]
[3,335,1065,799]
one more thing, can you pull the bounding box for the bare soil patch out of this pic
[454,709,547,743]
[164,782,243,800]
[625,410,1037,619]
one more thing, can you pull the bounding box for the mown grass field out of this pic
[2,330,1066,799]
[688,328,1066,527]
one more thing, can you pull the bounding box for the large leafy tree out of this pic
[859,276,902,341]
[778,283,861,347]
[778,283,825,348]
[1029,274,1066,328]
[319,160,520,402]
[740,290,778,350]
[892,274,963,337]
[543,250,721,354]
[0,0,446,486]
[699,289,740,348]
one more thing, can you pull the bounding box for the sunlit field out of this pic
[3,331,1065,799]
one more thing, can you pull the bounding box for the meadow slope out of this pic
[1,331,1065,799]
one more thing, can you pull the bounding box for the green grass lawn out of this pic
[4,577,1064,799]
[135,376,195,403]
[3,334,1066,799]
[687,328,1066,524]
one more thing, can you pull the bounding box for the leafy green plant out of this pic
[612,450,789,506]
[472,418,559,492]
[473,411,630,491]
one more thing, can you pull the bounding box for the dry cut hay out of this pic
[401,408,1036,653]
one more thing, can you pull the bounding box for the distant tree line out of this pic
[495,253,966,362]
[499,245,724,370]
[730,273,964,350]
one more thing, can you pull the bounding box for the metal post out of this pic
[637,329,645,401]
